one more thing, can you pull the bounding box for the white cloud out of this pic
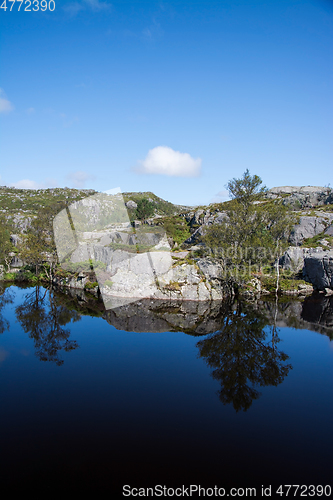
[11,178,58,189]
[66,171,96,188]
[0,89,14,114]
[104,187,121,195]
[210,190,230,204]
[26,107,35,115]
[13,179,40,189]
[137,146,201,177]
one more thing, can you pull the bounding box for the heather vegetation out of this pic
[122,191,187,219]
[0,186,97,215]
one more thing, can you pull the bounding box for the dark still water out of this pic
[0,285,332,496]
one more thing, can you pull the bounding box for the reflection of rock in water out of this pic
[249,296,333,337]
[56,286,333,338]
[301,294,333,331]
[56,286,229,335]
[104,299,229,335]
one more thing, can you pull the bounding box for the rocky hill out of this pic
[266,185,333,208]
[0,186,98,214]
[0,186,191,230]
[1,184,333,297]
[176,186,333,292]
[174,186,333,246]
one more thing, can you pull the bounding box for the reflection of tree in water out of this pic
[15,286,81,365]
[0,286,14,334]
[197,301,292,412]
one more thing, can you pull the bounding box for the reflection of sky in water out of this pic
[0,286,332,494]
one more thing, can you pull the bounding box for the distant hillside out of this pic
[122,191,191,217]
[2,185,332,249]
[0,186,98,216]
[0,186,191,227]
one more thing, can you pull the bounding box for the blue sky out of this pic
[0,0,332,205]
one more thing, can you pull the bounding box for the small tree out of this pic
[227,169,267,209]
[18,206,58,279]
[135,198,155,222]
[203,170,294,292]
[0,216,15,272]
[204,170,268,275]
[263,201,296,293]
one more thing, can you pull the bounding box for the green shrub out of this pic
[18,270,40,283]
[3,272,17,281]
[85,281,99,290]
[160,217,191,246]
[135,198,155,221]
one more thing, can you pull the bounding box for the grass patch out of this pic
[85,281,99,290]
[3,272,18,281]
[172,257,195,267]
[156,216,191,246]
[163,281,181,292]
[302,232,333,248]
[104,280,114,287]
[107,241,153,253]
[261,275,309,293]
[61,260,106,273]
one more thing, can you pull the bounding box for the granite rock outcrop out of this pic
[289,213,333,245]
[266,186,333,208]
[280,246,333,291]
[303,250,333,291]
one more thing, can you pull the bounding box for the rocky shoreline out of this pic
[37,284,333,336]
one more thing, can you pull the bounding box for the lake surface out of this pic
[1,285,332,496]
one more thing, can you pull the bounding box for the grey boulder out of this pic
[303,250,333,290]
[125,200,137,209]
[267,186,333,208]
[289,215,333,245]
